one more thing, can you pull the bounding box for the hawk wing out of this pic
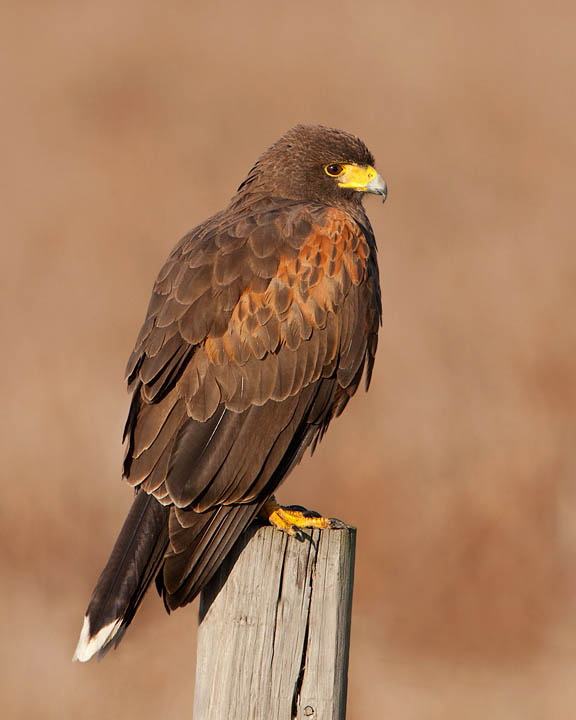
[121,199,381,609]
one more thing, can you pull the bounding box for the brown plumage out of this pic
[74,125,386,661]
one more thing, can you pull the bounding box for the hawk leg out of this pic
[261,496,345,538]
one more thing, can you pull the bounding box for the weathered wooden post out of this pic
[192,524,356,720]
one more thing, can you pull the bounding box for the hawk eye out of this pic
[324,163,345,178]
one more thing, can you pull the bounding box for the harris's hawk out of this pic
[74,124,386,661]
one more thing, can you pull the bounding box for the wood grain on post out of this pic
[192,524,356,720]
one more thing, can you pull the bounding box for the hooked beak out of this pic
[337,164,387,202]
[365,172,387,202]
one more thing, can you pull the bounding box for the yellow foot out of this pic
[261,496,346,539]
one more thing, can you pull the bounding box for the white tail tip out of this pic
[72,615,123,662]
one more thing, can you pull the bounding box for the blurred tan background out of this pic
[1,1,575,717]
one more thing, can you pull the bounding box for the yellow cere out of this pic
[337,164,378,191]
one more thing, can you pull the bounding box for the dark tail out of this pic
[73,491,169,662]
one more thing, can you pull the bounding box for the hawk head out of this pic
[237,124,387,207]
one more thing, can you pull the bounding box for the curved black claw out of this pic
[291,526,307,542]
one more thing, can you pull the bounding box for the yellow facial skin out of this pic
[325,163,387,199]
[336,164,379,191]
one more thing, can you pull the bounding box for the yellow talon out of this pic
[261,496,339,536]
